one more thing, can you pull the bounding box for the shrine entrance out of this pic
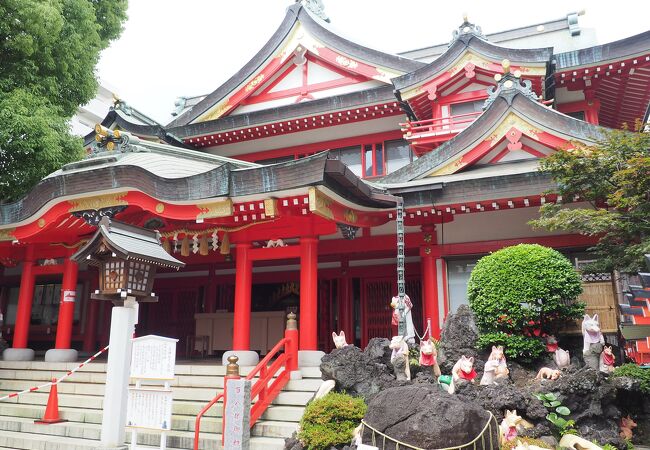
[139,287,201,358]
[360,277,423,348]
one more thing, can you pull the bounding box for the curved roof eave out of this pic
[392,34,552,92]
[555,30,650,70]
[83,110,188,148]
[379,90,605,184]
[167,4,423,128]
[167,85,397,139]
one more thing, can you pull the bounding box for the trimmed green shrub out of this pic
[468,244,584,361]
[612,363,650,393]
[298,392,367,450]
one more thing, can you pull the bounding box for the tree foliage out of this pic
[530,127,650,272]
[468,244,584,361]
[0,0,127,202]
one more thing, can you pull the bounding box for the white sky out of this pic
[97,0,650,124]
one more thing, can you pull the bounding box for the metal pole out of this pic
[396,197,406,337]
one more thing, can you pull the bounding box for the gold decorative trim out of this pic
[68,193,128,213]
[198,102,230,123]
[155,203,165,214]
[308,187,334,220]
[196,199,233,220]
[264,198,278,217]
[37,218,46,228]
[0,228,16,242]
[485,112,541,146]
[335,55,358,69]
[245,74,265,93]
[343,209,357,224]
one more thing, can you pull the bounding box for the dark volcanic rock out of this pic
[362,384,498,450]
[320,339,402,401]
[456,380,547,422]
[437,305,483,373]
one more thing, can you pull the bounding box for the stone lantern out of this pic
[72,216,184,302]
[71,217,184,449]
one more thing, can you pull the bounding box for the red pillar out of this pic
[421,225,441,338]
[13,246,35,349]
[232,243,252,350]
[339,259,354,341]
[299,237,318,350]
[421,252,441,338]
[82,270,100,352]
[54,257,78,349]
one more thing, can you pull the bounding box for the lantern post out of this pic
[71,217,184,449]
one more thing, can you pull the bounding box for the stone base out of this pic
[45,348,79,363]
[2,348,35,361]
[222,350,259,366]
[290,370,303,380]
[298,350,325,367]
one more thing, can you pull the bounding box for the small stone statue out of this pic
[389,335,411,381]
[599,344,615,374]
[544,335,559,352]
[499,410,533,444]
[620,415,637,440]
[554,348,571,369]
[480,345,509,385]
[331,331,348,349]
[449,355,476,393]
[535,367,561,380]
[390,294,416,343]
[582,314,604,370]
[419,338,441,377]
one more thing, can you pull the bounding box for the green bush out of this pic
[298,392,367,450]
[612,363,650,393]
[468,244,584,361]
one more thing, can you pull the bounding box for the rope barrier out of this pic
[0,345,109,402]
[360,411,498,450]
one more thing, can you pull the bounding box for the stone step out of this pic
[0,412,298,440]
[0,360,321,378]
[0,416,287,450]
[0,400,305,431]
[0,375,322,397]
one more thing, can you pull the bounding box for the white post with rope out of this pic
[98,297,138,450]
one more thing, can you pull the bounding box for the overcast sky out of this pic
[96,0,650,124]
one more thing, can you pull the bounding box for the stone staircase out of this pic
[0,360,323,450]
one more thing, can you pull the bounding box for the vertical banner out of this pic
[224,378,251,450]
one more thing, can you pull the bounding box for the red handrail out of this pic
[193,313,299,450]
[193,392,224,449]
[400,111,481,136]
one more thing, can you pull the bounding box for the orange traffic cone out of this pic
[34,378,67,424]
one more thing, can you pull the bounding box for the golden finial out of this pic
[226,355,240,376]
[502,59,511,74]
[112,93,121,105]
[463,13,468,22]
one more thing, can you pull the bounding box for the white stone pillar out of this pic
[97,297,137,450]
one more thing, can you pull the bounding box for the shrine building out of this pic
[1,3,650,364]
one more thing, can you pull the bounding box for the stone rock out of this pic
[437,305,483,373]
[364,337,392,365]
[320,340,400,401]
[362,384,499,450]
[283,433,303,450]
[456,380,546,422]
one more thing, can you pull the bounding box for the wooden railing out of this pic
[400,111,481,139]
[193,312,299,450]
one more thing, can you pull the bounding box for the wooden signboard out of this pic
[126,387,173,430]
[130,335,178,380]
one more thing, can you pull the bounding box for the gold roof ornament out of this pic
[91,124,139,157]
[502,59,511,74]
